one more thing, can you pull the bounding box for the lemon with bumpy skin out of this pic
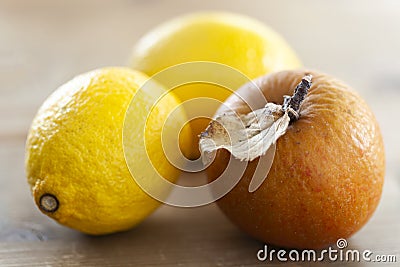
[130,12,301,159]
[25,67,190,235]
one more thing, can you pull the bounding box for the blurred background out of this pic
[1,0,399,265]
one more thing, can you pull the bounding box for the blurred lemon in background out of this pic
[25,67,191,235]
[130,12,301,159]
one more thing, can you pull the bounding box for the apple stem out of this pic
[282,74,313,122]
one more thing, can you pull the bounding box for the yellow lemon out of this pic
[130,12,301,158]
[25,67,190,235]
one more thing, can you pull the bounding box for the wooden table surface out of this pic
[1,0,399,266]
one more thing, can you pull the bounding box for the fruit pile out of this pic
[25,12,384,249]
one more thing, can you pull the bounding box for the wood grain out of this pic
[1,0,399,266]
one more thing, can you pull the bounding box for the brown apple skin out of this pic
[206,70,385,249]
